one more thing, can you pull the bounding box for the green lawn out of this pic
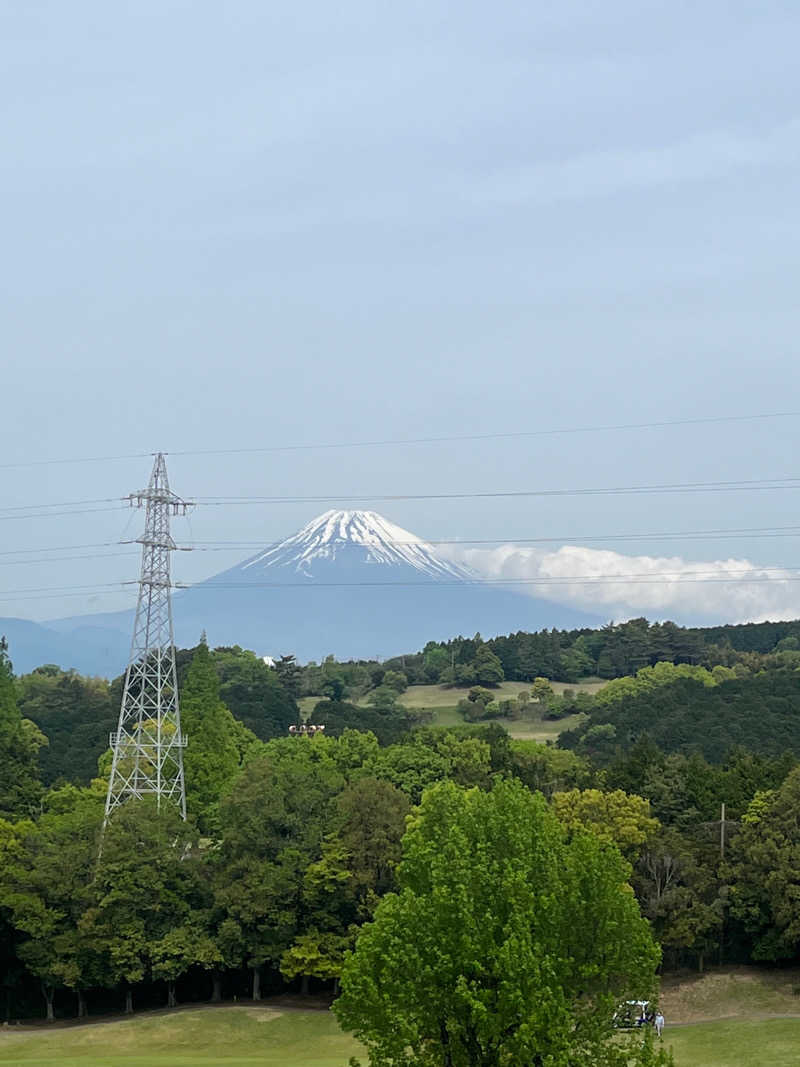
[0,1006,363,1066]
[396,679,607,708]
[666,1017,800,1066]
[4,997,800,1066]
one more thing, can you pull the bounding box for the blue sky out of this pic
[1,1,799,624]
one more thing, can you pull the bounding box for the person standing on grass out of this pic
[654,1011,665,1038]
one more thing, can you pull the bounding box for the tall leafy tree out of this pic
[0,641,44,818]
[0,786,104,1020]
[181,641,249,833]
[727,766,800,961]
[336,778,669,1067]
[214,738,345,998]
[81,799,213,1012]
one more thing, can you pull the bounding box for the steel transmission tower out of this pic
[105,453,191,823]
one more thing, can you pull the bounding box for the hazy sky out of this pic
[2,1,800,625]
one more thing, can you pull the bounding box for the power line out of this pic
[187,523,800,549]
[4,569,800,606]
[0,411,797,470]
[179,567,800,590]
[2,474,800,522]
[0,506,127,523]
[0,522,798,566]
[167,411,800,457]
[196,475,800,505]
[0,497,120,514]
[0,551,137,568]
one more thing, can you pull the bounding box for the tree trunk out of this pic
[211,973,222,1003]
[697,951,704,973]
[300,974,309,996]
[252,966,261,1002]
[125,988,134,1015]
[42,984,55,1023]
[167,981,177,1009]
[77,990,87,1018]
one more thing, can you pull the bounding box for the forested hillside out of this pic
[2,616,800,1035]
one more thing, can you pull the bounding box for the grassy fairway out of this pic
[0,1005,363,1067]
[398,679,605,708]
[666,1018,800,1066]
[5,1013,800,1067]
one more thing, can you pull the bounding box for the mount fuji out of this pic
[8,510,602,675]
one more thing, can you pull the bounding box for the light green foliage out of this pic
[336,778,666,1067]
[530,676,555,706]
[594,662,716,708]
[552,787,659,859]
[181,642,250,833]
[363,733,492,802]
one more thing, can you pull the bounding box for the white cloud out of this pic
[442,543,800,625]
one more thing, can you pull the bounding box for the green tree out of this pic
[81,799,210,1012]
[335,778,668,1067]
[552,788,659,861]
[381,671,408,694]
[0,786,105,1019]
[16,667,114,787]
[214,738,345,998]
[0,641,44,818]
[473,646,504,686]
[181,641,249,833]
[727,766,800,960]
[210,646,298,740]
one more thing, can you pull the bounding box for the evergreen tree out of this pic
[0,641,44,818]
[181,641,248,834]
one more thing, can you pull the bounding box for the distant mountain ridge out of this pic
[5,510,602,675]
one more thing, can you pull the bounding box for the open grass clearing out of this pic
[661,965,800,1024]
[421,704,586,743]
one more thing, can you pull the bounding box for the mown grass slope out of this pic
[0,1005,363,1067]
[4,974,800,1067]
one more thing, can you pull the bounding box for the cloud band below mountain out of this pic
[443,543,800,625]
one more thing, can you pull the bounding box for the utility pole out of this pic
[104,453,191,825]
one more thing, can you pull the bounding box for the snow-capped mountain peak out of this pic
[240,509,473,580]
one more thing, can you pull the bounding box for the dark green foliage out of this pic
[560,669,800,764]
[16,667,114,787]
[181,642,251,833]
[312,699,412,746]
[727,767,800,961]
[212,647,299,740]
[0,643,44,818]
